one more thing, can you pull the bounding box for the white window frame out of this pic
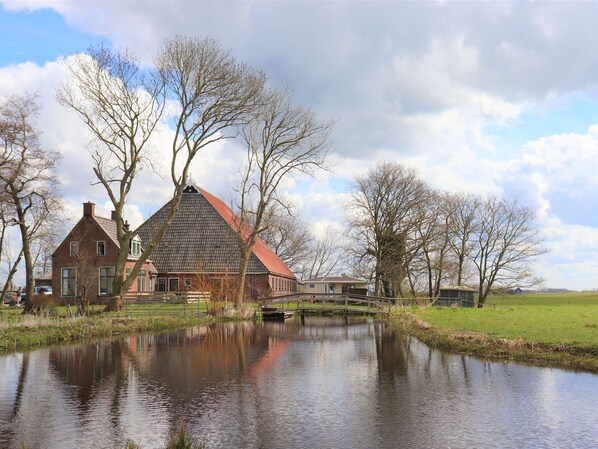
[185,278,192,288]
[138,269,147,292]
[130,237,142,257]
[70,241,79,257]
[97,241,106,256]
[61,267,77,297]
[99,266,115,295]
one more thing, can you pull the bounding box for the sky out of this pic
[1,1,598,290]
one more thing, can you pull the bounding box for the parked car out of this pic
[4,292,13,305]
[4,291,19,305]
[34,286,52,295]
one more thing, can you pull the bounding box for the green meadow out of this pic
[394,292,598,371]
[413,292,598,346]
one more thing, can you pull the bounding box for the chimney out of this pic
[124,221,130,232]
[111,210,118,221]
[83,202,95,217]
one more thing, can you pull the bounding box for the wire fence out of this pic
[123,292,210,317]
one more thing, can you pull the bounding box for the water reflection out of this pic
[0,318,597,448]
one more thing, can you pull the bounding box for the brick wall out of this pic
[52,211,151,305]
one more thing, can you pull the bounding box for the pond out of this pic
[1,318,597,448]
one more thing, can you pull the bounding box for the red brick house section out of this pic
[52,202,156,305]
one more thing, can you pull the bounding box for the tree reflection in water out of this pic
[0,318,597,449]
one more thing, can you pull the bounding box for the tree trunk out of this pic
[104,292,126,312]
[14,202,35,314]
[0,250,23,304]
[235,246,252,307]
[477,284,487,308]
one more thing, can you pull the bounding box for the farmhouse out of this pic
[52,202,155,305]
[135,184,297,301]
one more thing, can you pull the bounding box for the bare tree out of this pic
[59,37,265,310]
[472,196,545,307]
[58,46,165,309]
[259,214,342,280]
[0,200,22,300]
[259,213,313,274]
[408,192,454,298]
[447,193,480,286]
[302,226,343,280]
[234,86,331,305]
[0,239,23,302]
[347,162,430,298]
[0,94,62,312]
[72,240,99,315]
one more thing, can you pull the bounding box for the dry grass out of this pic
[0,308,213,354]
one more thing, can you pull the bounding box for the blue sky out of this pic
[2,1,598,290]
[0,7,106,65]
[488,94,598,159]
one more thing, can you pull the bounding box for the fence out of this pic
[123,291,210,317]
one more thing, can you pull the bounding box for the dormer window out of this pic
[97,241,106,256]
[130,237,142,257]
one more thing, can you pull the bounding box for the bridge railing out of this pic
[260,293,394,315]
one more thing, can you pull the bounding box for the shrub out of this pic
[28,294,58,316]
[165,423,205,449]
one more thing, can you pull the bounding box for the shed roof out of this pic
[439,286,476,292]
[305,276,366,284]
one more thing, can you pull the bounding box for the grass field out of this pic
[393,292,598,371]
[0,303,223,353]
[412,292,598,346]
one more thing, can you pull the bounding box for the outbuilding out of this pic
[303,276,368,295]
[436,286,475,307]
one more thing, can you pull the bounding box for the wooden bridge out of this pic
[259,293,393,319]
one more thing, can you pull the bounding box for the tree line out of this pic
[346,161,545,307]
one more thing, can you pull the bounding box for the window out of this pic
[130,237,141,257]
[138,270,147,292]
[126,267,132,278]
[61,268,76,297]
[157,278,167,292]
[97,241,106,256]
[168,278,179,292]
[185,278,192,288]
[309,284,315,289]
[70,242,79,256]
[99,267,115,295]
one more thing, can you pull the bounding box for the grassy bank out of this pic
[390,292,598,372]
[0,306,220,354]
